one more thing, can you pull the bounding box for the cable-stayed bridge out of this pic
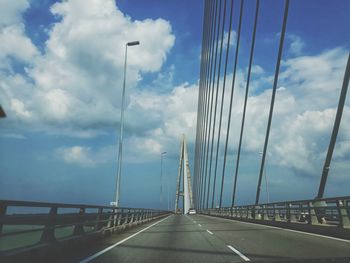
[1,0,350,262]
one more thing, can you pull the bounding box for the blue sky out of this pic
[0,0,349,210]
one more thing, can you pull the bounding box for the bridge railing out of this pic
[0,200,169,254]
[200,196,350,228]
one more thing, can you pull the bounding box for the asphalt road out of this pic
[70,214,350,262]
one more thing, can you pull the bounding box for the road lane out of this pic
[58,214,350,262]
[193,214,350,262]
[88,214,241,263]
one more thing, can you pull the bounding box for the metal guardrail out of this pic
[200,196,350,228]
[0,200,170,253]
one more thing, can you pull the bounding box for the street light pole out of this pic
[160,151,167,209]
[115,41,140,207]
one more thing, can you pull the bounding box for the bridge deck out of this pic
[55,215,350,263]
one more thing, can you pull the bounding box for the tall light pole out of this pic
[259,151,270,203]
[160,151,167,208]
[115,40,140,207]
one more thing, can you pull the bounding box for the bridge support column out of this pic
[338,200,350,228]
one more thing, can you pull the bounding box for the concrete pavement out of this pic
[57,214,350,262]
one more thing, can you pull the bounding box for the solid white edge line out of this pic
[206,229,213,235]
[79,215,170,263]
[227,245,250,261]
[199,214,350,243]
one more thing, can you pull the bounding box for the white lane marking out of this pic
[206,229,213,235]
[227,245,250,261]
[199,214,350,243]
[198,224,202,227]
[194,220,196,223]
[79,216,170,263]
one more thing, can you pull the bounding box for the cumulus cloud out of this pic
[0,0,38,71]
[223,30,236,47]
[56,145,115,167]
[0,0,175,135]
[0,0,348,180]
[287,34,305,56]
[0,0,29,27]
[221,48,349,177]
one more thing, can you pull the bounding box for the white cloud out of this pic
[223,30,236,47]
[0,0,348,180]
[56,146,96,167]
[56,145,115,167]
[0,0,29,27]
[251,65,264,75]
[0,133,26,139]
[0,0,38,70]
[0,24,39,66]
[333,141,350,159]
[288,34,305,56]
[0,0,175,134]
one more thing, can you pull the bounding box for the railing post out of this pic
[73,208,85,236]
[0,205,7,234]
[117,209,122,226]
[136,210,141,224]
[123,209,129,225]
[308,202,319,225]
[129,210,135,226]
[286,203,291,222]
[40,206,57,243]
[107,210,114,228]
[337,200,350,228]
[263,205,269,221]
[274,204,281,221]
[254,206,261,220]
[289,203,297,223]
[112,208,117,228]
[94,208,103,231]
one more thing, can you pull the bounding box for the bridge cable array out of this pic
[193,0,350,210]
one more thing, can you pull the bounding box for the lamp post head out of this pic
[127,41,140,46]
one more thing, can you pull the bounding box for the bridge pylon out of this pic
[175,135,194,214]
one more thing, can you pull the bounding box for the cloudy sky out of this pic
[0,0,349,209]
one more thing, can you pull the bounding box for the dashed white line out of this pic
[79,216,170,263]
[198,224,202,227]
[200,214,350,243]
[227,245,250,261]
[206,229,213,235]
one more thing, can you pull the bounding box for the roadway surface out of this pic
[57,214,350,262]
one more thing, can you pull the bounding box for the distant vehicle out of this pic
[188,209,196,215]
